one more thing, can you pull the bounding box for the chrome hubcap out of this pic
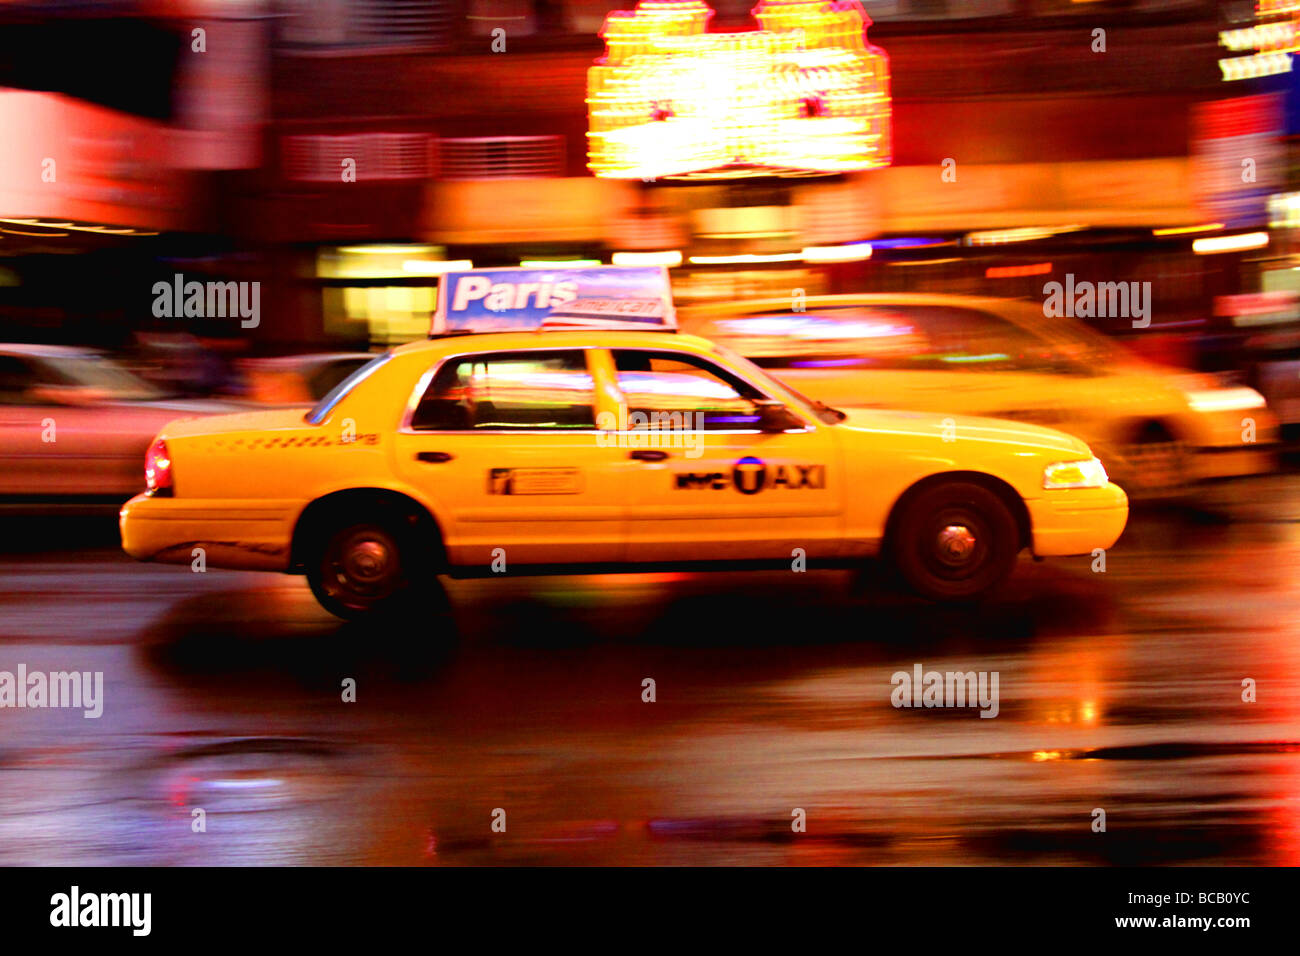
[343,538,390,583]
[936,524,977,564]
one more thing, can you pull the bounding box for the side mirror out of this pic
[753,398,802,433]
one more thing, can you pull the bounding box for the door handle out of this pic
[416,451,454,463]
[629,449,669,462]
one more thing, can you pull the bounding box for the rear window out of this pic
[308,358,372,401]
[305,353,390,424]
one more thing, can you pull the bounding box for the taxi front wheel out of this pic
[307,518,429,620]
[890,481,1020,602]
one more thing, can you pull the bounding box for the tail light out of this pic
[145,439,173,496]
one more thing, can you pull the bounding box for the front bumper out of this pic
[119,493,297,572]
[1188,443,1278,482]
[1026,482,1129,557]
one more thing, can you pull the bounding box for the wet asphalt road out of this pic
[1,477,1298,866]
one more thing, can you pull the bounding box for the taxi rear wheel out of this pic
[890,481,1020,602]
[308,520,418,620]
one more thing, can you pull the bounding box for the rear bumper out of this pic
[1026,482,1129,557]
[119,493,297,572]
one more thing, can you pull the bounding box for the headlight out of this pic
[1185,386,1266,413]
[1043,457,1109,490]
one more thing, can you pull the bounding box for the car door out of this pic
[390,347,627,568]
[0,354,108,498]
[609,347,844,563]
[0,354,50,495]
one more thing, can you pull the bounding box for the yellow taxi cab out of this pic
[681,294,1278,497]
[120,267,1128,619]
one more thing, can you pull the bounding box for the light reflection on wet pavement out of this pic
[1,475,1298,865]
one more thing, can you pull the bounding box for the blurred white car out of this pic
[0,344,239,510]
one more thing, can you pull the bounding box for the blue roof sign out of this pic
[432,265,676,335]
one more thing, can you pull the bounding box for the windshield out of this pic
[305,352,390,424]
[41,356,164,401]
[708,342,846,425]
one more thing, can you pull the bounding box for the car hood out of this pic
[834,407,1093,458]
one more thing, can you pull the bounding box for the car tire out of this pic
[890,481,1021,602]
[307,517,425,621]
[1109,429,1188,500]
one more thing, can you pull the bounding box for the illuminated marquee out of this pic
[587,0,891,179]
[1219,1,1300,81]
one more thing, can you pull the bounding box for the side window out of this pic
[895,306,1062,371]
[703,311,928,369]
[0,356,42,405]
[410,349,595,430]
[707,307,1065,373]
[612,349,766,431]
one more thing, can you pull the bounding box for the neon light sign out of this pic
[587,0,891,179]
[1219,2,1300,81]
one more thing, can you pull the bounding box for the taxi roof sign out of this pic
[432,265,677,336]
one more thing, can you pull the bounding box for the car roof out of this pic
[389,328,715,358]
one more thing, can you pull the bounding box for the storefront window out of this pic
[324,285,436,346]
